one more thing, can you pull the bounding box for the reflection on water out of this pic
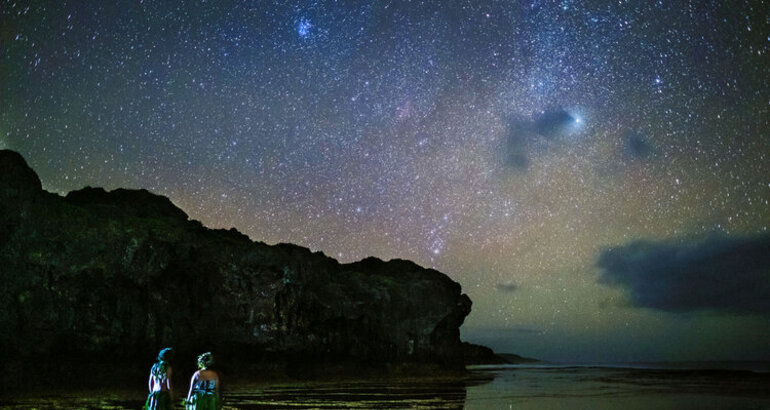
[464,365,770,410]
[0,393,142,410]
[0,379,473,409]
[2,364,770,409]
[226,379,470,409]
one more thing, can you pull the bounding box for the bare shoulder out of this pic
[200,369,218,380]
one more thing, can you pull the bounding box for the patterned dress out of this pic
[144,390,171,410]
[144,362,171,410]
[185,379,220,410]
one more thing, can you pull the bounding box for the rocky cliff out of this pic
[0,150,472,381]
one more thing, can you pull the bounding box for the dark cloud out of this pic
[503,124,533,170]
[623,131,655,160]
[597,233,770,314]
[503,108,581,171]
[496,282,519,292]
[464,326,543,335]
[534,109,577,138]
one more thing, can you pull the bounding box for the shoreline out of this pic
[0,369,492,408]
[3,364,769,409]
[6,358,769,396]
[1,358,479,397]
[468,360,770,373]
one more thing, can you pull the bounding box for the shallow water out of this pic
[463,364,770,410]
[3,364,769,409]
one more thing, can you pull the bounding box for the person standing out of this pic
[185,352,221,410]
[144,347,174,410]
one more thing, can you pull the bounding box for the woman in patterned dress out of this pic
[184,352,221,410]
[144,347,174,410]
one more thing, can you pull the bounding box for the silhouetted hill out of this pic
[0,149,475,388]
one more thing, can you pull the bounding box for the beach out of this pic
[3,363,769,409]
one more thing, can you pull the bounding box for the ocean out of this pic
[462,363,770,410]
[2,363,769,409]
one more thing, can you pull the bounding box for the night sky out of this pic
[2,0,769,362]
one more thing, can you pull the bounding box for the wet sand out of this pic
[2,365,769,409]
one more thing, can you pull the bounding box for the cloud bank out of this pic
[597,233,770,314]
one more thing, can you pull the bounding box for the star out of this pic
[297,17,312,39]
[2,0,768,363]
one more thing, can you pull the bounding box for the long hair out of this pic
[151,361,168,381]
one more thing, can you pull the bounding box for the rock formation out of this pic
[0,150,473,380]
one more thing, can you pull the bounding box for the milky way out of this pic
[2,0,769,362]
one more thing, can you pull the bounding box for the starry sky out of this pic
[2,0,769,363]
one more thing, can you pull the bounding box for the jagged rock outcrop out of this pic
[0,150,472,376]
